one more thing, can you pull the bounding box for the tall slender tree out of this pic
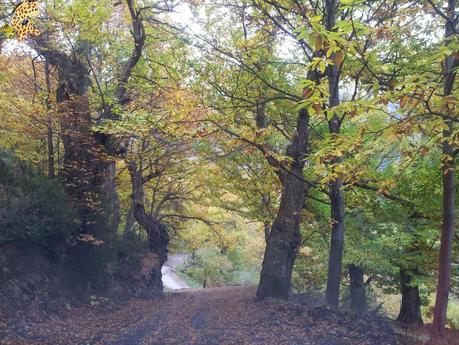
[430,0,458,342]
[323,0,345,309]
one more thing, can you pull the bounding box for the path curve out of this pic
[161,254,189,290]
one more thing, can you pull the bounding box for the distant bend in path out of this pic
[161,254,189,290]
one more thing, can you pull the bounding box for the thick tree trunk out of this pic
[131,199,169,295]
[36,43,120,237]
[257,168,307,299]
[50,48,101,234]
[397,268,423,325]
[431,1,457,343]
[257,108,310,300]
[348,264,368,313]
[34,0,145,235]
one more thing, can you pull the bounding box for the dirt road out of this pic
[161,254,189,290]
[7,287,406,345]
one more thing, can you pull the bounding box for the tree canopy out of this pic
[0,0,458,344]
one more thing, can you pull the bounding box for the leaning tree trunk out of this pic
[129,161,169,296]
[256,108,310,300]
[348,264,368,313]
[431,0,458,342]
[131,200,169,295]
[397,267,423,325]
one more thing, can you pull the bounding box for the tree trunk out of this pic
[124,204,135,233]
[49,47,102,234]
[59,98,114,235]
[257,168,307,299]
[44,60,55,179]
[257,108,310,300]
[129,161,169,296]
[324,0,345,309]
[325,172,345,308]
[348,264,368,313]
[102,160,121,233]
[397,268,423,325]
[34,0,145,235]
[263,221,270,244]
[432,130,456,342]
[132,199,169,295]
[35,42,120,237]
[431,1,457,343]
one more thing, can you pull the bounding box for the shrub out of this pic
[0,150,77,245]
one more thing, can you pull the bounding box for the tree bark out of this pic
[98,0,146,155]
[128,161,169,295]
[33,0,146,235]
[348,264,368,313]
[124,204,135,233]
[40,44,103,234]
[397,267,423,325]
[432,130,456,342]
[325,168,345,308]
[256,108,310,299]
[323,0,345,309]
[256,168,307,299]
[431,0,457,342]
[44,60,55,179]
[263,221,270,244]
[30,41,117,237]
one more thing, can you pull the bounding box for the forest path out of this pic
[14,286,405,345]
[161,254,189,290]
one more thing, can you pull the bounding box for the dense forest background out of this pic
[0,0,458,344]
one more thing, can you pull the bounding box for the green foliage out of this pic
[66,230,149,293]
[180,244,261,287]
[421,296,459,328]
[447,300,459,329]
[181,245,234,287]
[0,149,77,244]
[0,0,457,331]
